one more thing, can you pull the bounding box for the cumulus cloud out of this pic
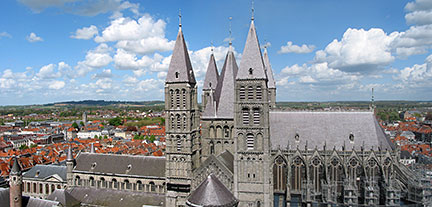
[91,69,113,79]
[37,64,62,79]
[95,15,174,54]
[0,32,12,39]
[278,41,315,54]
[71,25,98,39]
[18,0,139,17]
[49,80,65,90]
[82,43,113,68]
[26,32,43,42]
[398,54,432,83]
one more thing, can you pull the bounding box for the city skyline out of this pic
[1,0,431,105]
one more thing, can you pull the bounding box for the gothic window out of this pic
[309,157,323,192]
[176,114,181,130]
[176,136,181,151]
[291,157,306,192]
[183,114,187,130]
[216,126,222,137]
[256,86,262,100]
[170,115,175,130]
[224,126,230,138]
[182,89,186,108]
[253,108,260,125]
[240,86,246,100]
[246,133,254,150]
[175,89,180,108]
[248,86,254,100]
[242,108,249,125]
[273,156,287,192]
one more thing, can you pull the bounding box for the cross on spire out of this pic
[179,9,182,28]
[251,0,255,21]
[211,41,214,53]
[229,17,233,46]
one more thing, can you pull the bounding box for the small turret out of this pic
[9,157,22,207]
[66,146,75,187]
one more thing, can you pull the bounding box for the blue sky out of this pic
[0,0,431,105]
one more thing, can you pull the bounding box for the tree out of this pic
[94,135,98,139]
[72,122,79,129]
[80,121,85,126]
[30,143,37,148]
[109,117,122,126]
[19,144,29,150]
[104,135,108,139]
[147,135,156,142]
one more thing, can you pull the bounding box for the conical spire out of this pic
[186,174,238,207]
[165,23,196,84]
[237,20,267,80]
[263,47,276,88]
[10,156,21,175]
[67,146,74,162]
[203,54,219,90]
[215,49,238,118]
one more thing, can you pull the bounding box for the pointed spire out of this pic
[215,47,238,118]
[237,20,267,80]
[263,47,276,89]
[166,14,196,84]
[203,53,219,90]
[10,156,21,175]
[67,145,74,162]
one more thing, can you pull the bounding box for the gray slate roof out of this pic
[203,53,219,90]
[186,174,238,207]
[166,27,196,84]
[236,20,267,80]
[47,189,81,207]
[202,92,217,118]
[263,47,276,89]
[0,188,60,207]
[269,111,394,151]
[66,187,165,207]
[215,50,238,118]
[217,150,234,173]
[74,153,165,178]
[23,164,67,181]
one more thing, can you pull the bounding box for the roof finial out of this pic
[210,41,214,53]
[251,0,255,21]
[178,9,182,28]
[371,87,375,110]
[229,17,233,46]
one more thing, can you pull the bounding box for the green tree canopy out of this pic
[109,117,123,126]
[72,122,79,129]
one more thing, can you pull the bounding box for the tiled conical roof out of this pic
[263,47,276,89]
[236,20,267,80]
[10,156,21,175]
[166,27,196,84]
[203,53,219,90]
[186,174,238,207]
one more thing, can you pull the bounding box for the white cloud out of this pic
[398,54,432,83]
[37,64,62,79]
[0,32,12,39]
[405,10,432,26]
[71,25,98,39]
[49,80,65,90]
[405,0,432,12]
[82,43,113,69]
[278,41,315,54]
[299,76,317,83]
[95,15,173,55]
[91,69,113,79]
[26,32,43,42]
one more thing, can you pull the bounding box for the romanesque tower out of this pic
[9,157,22,207]
[233,17,272,206]
[164,19,200,206]
[66,145,75,187]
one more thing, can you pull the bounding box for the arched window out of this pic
[75,176,81,186]
[182,89,186,108]
[239,86,246,100]
[224,126,230,138]
[89,177,95,187]
[273,156,287,193]
[253,108,260,125]
[137,181,143,191]
[176,114,181,130]
[27,182,30,193]
[39,183,43,193]
[169,90,174,108]
[248,86,254,100]
[291,157,306,192]
[309,157,324,192]
[150,182,156,192]
[101,177,106,188]
[112,179,118,189]
[175,89,180,108]
[256,86,262,100]
[183,115,187,130]
[242,108,249,125]
[175,72,179,79]
[170,115,175,130]
[246,134,254,150]
[125,179,131,190]
[45,184,49,194]
[51,184,55,193]
[33,183,36,193]
[176,136,181,152]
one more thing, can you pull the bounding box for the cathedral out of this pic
[164,14,424,207]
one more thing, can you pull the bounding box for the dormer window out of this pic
[91,162,97,169]
[127,164,132,172]
[294,133,300,142]
[349,132,354,142]
[175,72,179,79]
[249,68,253,75]
[35,170,40,178]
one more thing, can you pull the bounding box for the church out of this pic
[163,12,424,207]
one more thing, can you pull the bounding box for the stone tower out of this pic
[9,157,22,207]
[202,52,219,110]
[233,18,272,206]
[165,22,200,206]
[82,111,87,126]
[263,47,276,109]
[66,145,75,187]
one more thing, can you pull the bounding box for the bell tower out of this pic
[164,14,200,206]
